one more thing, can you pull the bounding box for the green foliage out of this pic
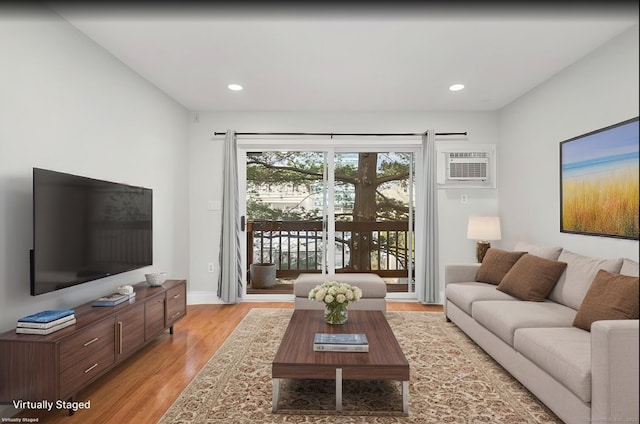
[246,151,412,222]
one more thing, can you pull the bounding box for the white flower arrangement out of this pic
[308,280,363,308]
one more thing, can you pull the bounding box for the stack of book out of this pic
[313,333,369,352]
[92,292,136,307]
[16,309,76,335]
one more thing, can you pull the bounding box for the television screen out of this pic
[31,168,153,296]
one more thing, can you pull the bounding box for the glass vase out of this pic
[324,303,348,325]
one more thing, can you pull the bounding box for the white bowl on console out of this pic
[145,272,167,287]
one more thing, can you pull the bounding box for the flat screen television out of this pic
[30,168,153,296]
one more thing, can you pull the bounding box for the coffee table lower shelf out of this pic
[272,368,409,413]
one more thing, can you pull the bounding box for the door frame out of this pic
[237,136,423,301]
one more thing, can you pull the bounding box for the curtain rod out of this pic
[213,131,467,137]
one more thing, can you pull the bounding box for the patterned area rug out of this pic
[158,308,561,423]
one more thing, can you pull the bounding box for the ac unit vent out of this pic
[436,142,496,188]
[448,152,489,180]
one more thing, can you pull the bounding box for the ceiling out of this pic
[50,4,638,112]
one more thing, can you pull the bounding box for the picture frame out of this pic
[560,116,639,240]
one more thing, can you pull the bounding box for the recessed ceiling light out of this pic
[228,84,243,91]
[449,84,465,92]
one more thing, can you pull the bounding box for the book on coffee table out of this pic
[313,333,369,352]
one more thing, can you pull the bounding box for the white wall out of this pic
[189,25,640,303]
[499,24,639,260]
[188,111,500,302]
[0,9,190,338]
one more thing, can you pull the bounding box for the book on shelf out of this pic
[92,293,130,307]
[17,313,76,329]
[17,309,75,324]
[15,318,77,335]
[313,333,369,352]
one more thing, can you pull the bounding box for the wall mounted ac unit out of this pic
[447,152,489,180]
[436,143,496,188]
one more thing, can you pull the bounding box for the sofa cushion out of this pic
[497,254,567,301]
[475,248,526,285]
[514,327,592,403]
[548,250,623,310]
[446,282,518,315]
[573,270,639,331]
[620,258,639,277]
[471,300,576,346]
[513,241,563,260]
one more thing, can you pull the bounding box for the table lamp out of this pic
[467,216,501,262]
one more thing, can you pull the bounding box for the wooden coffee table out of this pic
[271,309,410,414]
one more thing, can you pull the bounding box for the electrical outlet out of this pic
[461,194,468,204]
[207,262,214,273]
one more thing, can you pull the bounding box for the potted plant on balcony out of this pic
[249,262,276,288]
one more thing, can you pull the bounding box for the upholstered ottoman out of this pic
[294,273,387,312]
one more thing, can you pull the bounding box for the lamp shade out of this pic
[467,216,501,241]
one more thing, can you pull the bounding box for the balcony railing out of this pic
[246,220,414,280]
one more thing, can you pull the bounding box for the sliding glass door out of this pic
[331,151,415,293]
[243,150,329,281]
[238,138,418,299]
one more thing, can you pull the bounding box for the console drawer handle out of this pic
[117,322,123,355]
[172,294,180,299]
[83,337,99,347]
[171,312,181,319]
[84,363,98,374]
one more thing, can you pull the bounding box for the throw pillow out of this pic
[497,254,567,301]
[475,248,526,285]
[573,270,639,332]
[513,241,563,260]
[620,258,639,277]
[548,250,623,310]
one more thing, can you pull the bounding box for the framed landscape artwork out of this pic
[560,116,639,240]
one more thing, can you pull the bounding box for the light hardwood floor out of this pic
[11,301,442,424]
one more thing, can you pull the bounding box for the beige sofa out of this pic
[445,242,639,424]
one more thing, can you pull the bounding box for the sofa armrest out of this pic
[591,319,639,422]
[445,264,480,285]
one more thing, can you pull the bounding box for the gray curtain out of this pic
[217,130,242,303]
[419,130,439,303]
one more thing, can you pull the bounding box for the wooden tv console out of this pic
[0,279,186,409]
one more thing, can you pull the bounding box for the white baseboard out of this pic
[187,291,296,304]
[187,291,225,305]
[187,291,442,305]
